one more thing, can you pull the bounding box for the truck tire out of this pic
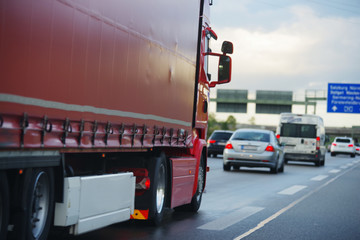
[187,154,205,212]
[148,154,168,226]
[0,171,9,240]
[19,168,55,240]
[175,153,205,212]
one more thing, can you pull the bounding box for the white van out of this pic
[276,113,326,166]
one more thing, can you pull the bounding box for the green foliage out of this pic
[207,114,237,139]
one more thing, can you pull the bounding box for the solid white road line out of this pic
[311,175,329,181]
[277,185,307,195]
[197,206,264,231]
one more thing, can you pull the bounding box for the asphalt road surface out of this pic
[50,153,360,240]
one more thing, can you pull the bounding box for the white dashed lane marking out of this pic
[197,206,264,231]
[278,185,307,195]
[329,169,341,174]
[311,175,329,181]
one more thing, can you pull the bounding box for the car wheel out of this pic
[223,164,231,171]
[270,160,278,174]
[331,152,336,157]
[278,160,284,173]
[351,153,355,158]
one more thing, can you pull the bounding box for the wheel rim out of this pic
[156,164,165,213]
[30,171,50,238]
[196,163,204,202]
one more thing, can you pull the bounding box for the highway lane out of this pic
[50,153,360,240]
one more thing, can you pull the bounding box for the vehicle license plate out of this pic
[218,142,226,146]
[242,145,257,151]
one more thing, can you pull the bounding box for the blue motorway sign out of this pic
[327,83,360,114]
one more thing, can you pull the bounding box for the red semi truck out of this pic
[0,0,233,239]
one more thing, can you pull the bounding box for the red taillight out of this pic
[208,139,216,144]
[332,143,337,146]
[136,177,150,190]
[348,144,354,147]
[265,145,275,152]
[276,134,280,139]
[316,136,320,150]
[225,143,233,149]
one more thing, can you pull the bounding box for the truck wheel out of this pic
[0,171,9,240]
[149,154,168,226]
[187,154,205,212]
[20,168,55,240]
[175,154,205,212]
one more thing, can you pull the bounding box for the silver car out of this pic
[223,129,285,173]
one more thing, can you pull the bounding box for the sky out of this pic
[208,0,360,127]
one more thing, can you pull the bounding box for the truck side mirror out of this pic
[221,41,233,54]
[218,55,231,82]
[206,41,233,88]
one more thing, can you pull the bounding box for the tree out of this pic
[225,115,237,130]
[249,116,256,125]
[207,114,237,139]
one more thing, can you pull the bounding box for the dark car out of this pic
[207,130,234,157]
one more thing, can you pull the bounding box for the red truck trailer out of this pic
[0,0,233,239]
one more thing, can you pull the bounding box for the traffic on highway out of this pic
[1,0,359,240]
[52,152,360,240]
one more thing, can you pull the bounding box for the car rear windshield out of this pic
[211,132,233,140]
[231,131,270,142]
[281,123,316,138]
[335,138,351,143]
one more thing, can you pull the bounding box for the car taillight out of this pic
[348,144,354,147]
[265,145,275,152]
[332,143,337,146]
[225,143,233,149]
[208,139,216,144]
[276,134,280,139]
